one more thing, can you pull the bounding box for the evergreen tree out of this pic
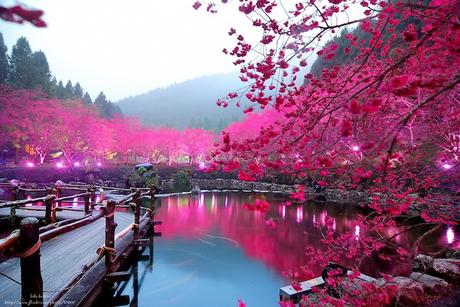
[83,92,92,105]
[94,91,107,107]
[0,33,9,83]
[73,82,83,98]
[30,50,51,91]
[57,80,65,98]
[9,37,32,88]
[48,77,58,97]
[64,80,73,99]
[95,92,122,118]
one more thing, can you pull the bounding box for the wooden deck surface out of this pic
[0,210,134,306]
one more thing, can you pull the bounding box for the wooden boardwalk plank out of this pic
[0,210,134,306]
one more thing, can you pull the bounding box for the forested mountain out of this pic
[117,73,249,131]
[0,33,121,118]
[310,15,423,77]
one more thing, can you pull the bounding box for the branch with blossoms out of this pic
[195,0,460,305]
[0,4,46,27]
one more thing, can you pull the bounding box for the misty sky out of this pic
[2,0,252,101]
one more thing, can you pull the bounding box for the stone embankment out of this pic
[189,178,368,203]
[376,253,460,305]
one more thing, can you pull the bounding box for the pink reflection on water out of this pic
[447,227,454,244]
[199,193,204,210]
[320,211,327,225]
[155,194,457,278]
[296,207,303,223]
[279,205,286,219]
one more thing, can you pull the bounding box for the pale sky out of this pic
[1,0,251,101]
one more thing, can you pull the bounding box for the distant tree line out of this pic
[188,116,239,133]
[0,33,121,118]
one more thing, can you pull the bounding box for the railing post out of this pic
[84,190,91,215]
[149,189,157,220]
[133,190,141,240]
[44,195,55,225]
[52,187,61,220]
[10,187,19,227]
[105,200,117,273]
[89,186,96,210]
[19,217,43,306]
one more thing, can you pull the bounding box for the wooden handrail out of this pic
[0,230,20,251]
[55,192,91,202]
[18,187,48,193]
[114,224,135,241]
[115,192,138,203]
[0,195,55,209]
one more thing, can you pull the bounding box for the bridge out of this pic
[0,182,161,306]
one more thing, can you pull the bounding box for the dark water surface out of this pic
[111,192,458,307]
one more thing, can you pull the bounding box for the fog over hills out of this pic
[116,73,249,131]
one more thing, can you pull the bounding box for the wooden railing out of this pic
[0,182,159,306]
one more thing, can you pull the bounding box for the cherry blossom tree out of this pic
[193,0,460,304]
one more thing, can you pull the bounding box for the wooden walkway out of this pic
[0,210,134,306]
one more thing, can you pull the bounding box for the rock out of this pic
[446,249,460,259]
[376,276,425,306]
[413,254,434,271]
[9,179,21,188]
[409,272,450,296]
[55,180,65,187]
[431,259,460,284]
[413,254,460,284]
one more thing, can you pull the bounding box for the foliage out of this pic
[126,167,160,189]
[0,85,216,165]
[0,33,121,119]
[94,91,122,119]
[0,33,8,83]
[173,170,192,192]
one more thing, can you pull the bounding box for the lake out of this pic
[110,192,458,307]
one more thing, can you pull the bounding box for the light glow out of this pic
[25,195,32,207]
[355,225,360,240]
[26,162,34,167]
[74,161,80,167]
[296,207,303,223]
[447,227,454,244]
[96,162,102,167]
[73,197,78,207]
[442,163,453,170]
[352,145,360,151]
[56,162,64,168]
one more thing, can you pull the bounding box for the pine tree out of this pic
[83,92,92,105]
[64,80,73,99]
[48,76,58,97]
[73,82,83,98]
[95,92,121,118]
[30,50,51,90]
[94,91,107,107]
[0,33,9,83]
[9,37,32,88]
[57,80,65,98]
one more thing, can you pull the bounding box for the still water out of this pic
[113,192,458,307]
